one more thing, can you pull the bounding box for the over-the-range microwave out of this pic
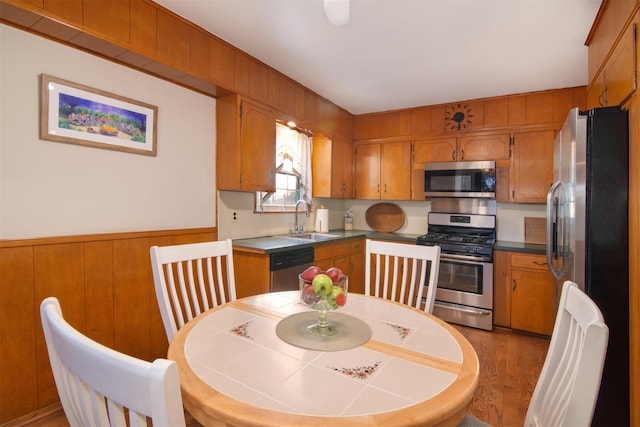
[424,161,496,198]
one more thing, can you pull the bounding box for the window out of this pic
[256,123,312,212]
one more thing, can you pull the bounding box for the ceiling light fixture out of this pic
[323,0,350,26]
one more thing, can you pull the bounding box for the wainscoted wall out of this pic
[0,228,216,423]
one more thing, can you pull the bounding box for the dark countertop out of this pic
[495,240,546,254]
[232,230,422,254]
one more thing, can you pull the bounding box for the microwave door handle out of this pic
[546,181,565,280]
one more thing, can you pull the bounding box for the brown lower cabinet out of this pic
[232,249,271,298]
[314,239,364,294]
[493,250,558,336]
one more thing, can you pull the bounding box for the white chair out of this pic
[460,280,609,427]
[364,239,441,313]
[40,297,186,427]
[150,239,237,342]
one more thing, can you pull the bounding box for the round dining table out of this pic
[167,291,479,427]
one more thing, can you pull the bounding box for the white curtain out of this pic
[276,123,313,204]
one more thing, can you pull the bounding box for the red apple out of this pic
[300,265,322,282]
[301,284,320,305]
[336,292,347,307]
[325,267,345,284]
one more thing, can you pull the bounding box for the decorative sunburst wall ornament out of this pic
[445,103,474,131]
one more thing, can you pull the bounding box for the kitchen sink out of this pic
[276,233,341,242]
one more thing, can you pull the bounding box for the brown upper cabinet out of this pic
[586,1,638,109]
[312,135,353,199]
[509,129,555,203]
[413,133,510,163]
[216,95,276,192]
[355,141,411,200]
[587,18,637,108]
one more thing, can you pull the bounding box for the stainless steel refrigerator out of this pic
[546,106,629,426]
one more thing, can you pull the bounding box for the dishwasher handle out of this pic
[270,247,315,271]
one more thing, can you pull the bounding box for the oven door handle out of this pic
[433,301,492,316]
[440,253,492,263]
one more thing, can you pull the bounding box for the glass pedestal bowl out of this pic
[299,272,348,336]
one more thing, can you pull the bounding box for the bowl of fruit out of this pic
[299,266,348,336]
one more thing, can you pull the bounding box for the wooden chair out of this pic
[460,280,609,426]
[40,297,186,427]
[150,239,237,342]
[364,239,441,313]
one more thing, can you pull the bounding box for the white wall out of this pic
[0,25,216,239]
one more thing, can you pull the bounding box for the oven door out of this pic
[426,253,494,331]
[435,254,493,309]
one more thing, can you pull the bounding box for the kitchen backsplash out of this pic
[218,190,545,242]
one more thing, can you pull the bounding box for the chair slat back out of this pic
[525,280,609,427]
[150,239,237,342]
[364,239,441,313]
[40,297,186,427]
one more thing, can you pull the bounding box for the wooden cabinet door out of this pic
[605,22,637,106]
[311,134,332,198]
[232,251,270,298]
[459,133,511,161]
[511,130,554,203]
[240,100,276,192]
[332,138,354,198]
[349,240,364,294]
[510,268,555,335]
[355,143,381,199]
[414,137,457,163]
[381,141,411,200]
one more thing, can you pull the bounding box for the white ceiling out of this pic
[154,0,602,115]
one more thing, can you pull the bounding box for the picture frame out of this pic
[40,74,158,156]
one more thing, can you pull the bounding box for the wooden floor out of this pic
[4,325,549,427]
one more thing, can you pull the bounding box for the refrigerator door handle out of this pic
[546,181,565,280]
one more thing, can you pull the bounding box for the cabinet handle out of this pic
[377,184,380,193]
[384,184,387,193]
[512,278,517,291]
[460,149,464,160]
[533,261,547,266]
[452,150,456,161]
[599,86,607,107]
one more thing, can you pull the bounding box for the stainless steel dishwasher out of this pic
[270,247,314,292]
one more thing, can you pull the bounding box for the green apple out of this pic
[311,273,333,297]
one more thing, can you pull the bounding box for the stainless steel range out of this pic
[417,204,496,331]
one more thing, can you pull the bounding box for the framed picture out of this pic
[40,74,158,156]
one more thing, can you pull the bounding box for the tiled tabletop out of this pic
[168,291,479,426]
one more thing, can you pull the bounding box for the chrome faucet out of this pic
[293,200,309,236]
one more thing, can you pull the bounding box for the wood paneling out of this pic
[113,238,151,360]
[189,27,211,80]
[43,0,82,25]
[156,9,190,68]
[0,228,216,424]
[209,37,235,88]
[33,243,85,407]
[83,241,114,347]
[0,247,37,422]
[129,0,156,56]
[83,0,129,43]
